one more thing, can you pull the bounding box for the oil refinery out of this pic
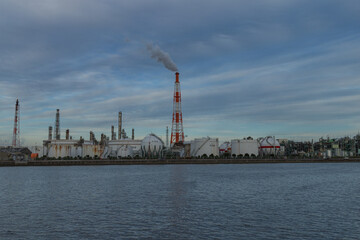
[1,72,360,164]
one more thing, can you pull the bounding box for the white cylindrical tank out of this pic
[82,143,102,158]
[47,144,57,158]
[191,137,219,157]
[71,146,82,158]
[117,145,134,158]
[46,142,80,158]
[231,139,259,157]
[141,134,164,158]
[231,139,241,156]
[260,136,280,155]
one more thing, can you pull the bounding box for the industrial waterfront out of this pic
[1,71,360,164]
[1,1,359,240]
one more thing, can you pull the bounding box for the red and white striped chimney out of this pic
[170,72,184,145]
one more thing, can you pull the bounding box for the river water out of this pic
[0,163,359,239]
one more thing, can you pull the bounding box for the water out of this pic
[0,163,359,239]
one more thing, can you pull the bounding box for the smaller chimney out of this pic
[118,111,122,140]
[132,128,134,140]
[111,125,115,140]
[48,126,53,140]
[55,109,60,140]
[66,129,69,140]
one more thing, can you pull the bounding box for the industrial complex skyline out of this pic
[1,0,360,146]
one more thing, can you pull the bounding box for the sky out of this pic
[0,0,360,146]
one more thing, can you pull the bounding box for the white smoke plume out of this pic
[147,43,178,72]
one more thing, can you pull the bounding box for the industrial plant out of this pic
[1,72,360,164]
[37,72,186,160]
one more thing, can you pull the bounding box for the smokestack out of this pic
[111,125,115,140]
[48,126,53,140]
[100,133,107,145]
[12,99,20,147]
[66,129,69,140]
[90,131,94,141]
[132,128,134,140]
[170,72,184,145]
[55,109,60,140]
[118,111,122,140]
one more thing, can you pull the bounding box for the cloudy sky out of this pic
[0,0,360,146]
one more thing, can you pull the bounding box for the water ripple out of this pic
[0,163,359,239]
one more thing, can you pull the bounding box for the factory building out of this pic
[44,139,80,159]
[231,137,259,157]
[0,147,32,161]
[190,137,219,157]
[43,138,142,159]
[44,139,99,159]
[42,109,143,159]
[39,73,183,160]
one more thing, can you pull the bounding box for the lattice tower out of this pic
[170,72,184,145]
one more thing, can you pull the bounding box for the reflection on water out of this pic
[0,163,360,239]
[169,165,186,224]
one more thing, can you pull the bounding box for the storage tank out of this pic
[191,137,219,157]
[260,136,280,156]
[71,146,82,158]
[47,141,76,158]
[107,139,142,157]
[231,138,259,157]
[219,141,231,156]
[82,142,102,158]
[231,139,241,156]
[141,134,164,158]
[117,145,134,158]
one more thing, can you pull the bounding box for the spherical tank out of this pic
[219,141,231,155]
[260,136,280,155]
[141,133,164,157]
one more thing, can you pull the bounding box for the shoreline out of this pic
[1,158,360,167]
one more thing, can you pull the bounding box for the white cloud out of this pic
[1,0,360,145]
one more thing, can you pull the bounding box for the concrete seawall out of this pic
[1,158,360,167]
